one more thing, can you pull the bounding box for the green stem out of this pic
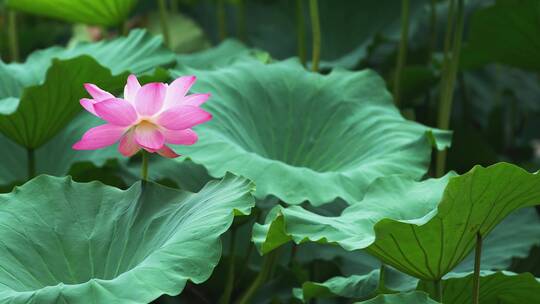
[434,280,442,301]
[219,229,237,304]
[158,0,170,48]
[141,150,149,181]
[236,0,247,42]
[428,0,437,63]
[436,0,464,177]
[27,148,35,180]
[296,0,307,66]
[378,264,386,292]
[171,0,179,13]
[309,0,321,72]
[217,0,227,41]
[289,244,298,267]
[236,250,279,304]
[7,10,19,62]
[472,232,483,304]
[393,0,410,107]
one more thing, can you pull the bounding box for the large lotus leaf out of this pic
[418,271,540,304]
[355,291,439,304]
[175,39,268,71]
[170,59,449,206]
[6,0,138,27]
[0,173,254,303]
[0,30,174,148]
[253,163,540,280]
[461,0,540,71]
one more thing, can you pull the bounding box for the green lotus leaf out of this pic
[170,59,449,206]
[0,113,118,188]
[174,39,270,72]
[293,267,417,302]
[354,291,439,304]
[418,271,540,304]
[0,56,126,149]
[253,163,540,280]
[455,207,540,272]
[118,156,214,193]
[0,29,174,149]
[147,12,211,53]
[462,0,540,71]
[0,173,254,303]
[6,0,138,27]
[292,270,379,302]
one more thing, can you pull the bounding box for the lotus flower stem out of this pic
[378,264,386,291]
[296,0,307,66]
[217,0,228,41]
[392,0,410,107]
[219,228,237,304]
[472,232,483,304]
[27,148,35,179]
[158,0,171,48]
[436,0,464,177]
[428,0,438,63]
[309,0,321,72]
[434,279,442,301]
[171,0,179,13]
[236,249,279,304]
[236,0,247,42]
[119,21,129,36]
[141,150,149,181]
[7,10,19,62]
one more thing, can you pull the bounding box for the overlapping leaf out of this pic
[0,174,254,303]
[0,29,174,148]
[293,267,417,302]
[355,292,439,304]
[174,39,268,71]
[171,59,449,206]
[0,114,118,188]
[455,207,540,272]
[435,271,540,303]
[253,163,540,280]
[6,0,138,27]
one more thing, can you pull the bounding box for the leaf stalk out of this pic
[158,0,171,48]
[472,232,482,304]
[309,0,321,72]
[436,0,464,177]
[236,249,279,304]
[27,148,35,180]
[7,10,20,62]
[393,0,410,107]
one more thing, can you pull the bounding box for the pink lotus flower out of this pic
[73,75,212,158]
